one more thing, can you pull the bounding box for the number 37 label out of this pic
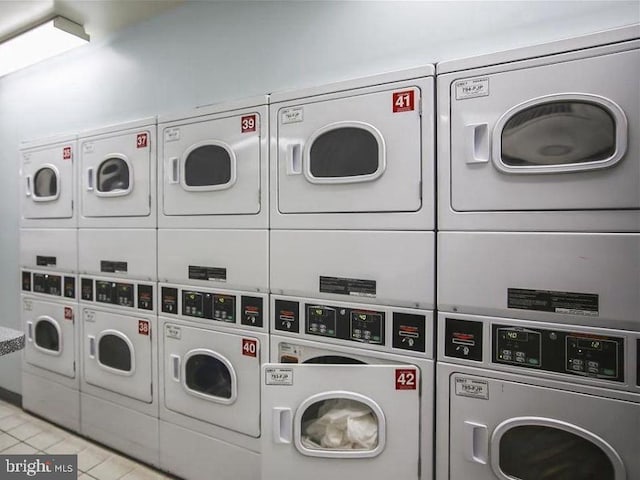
[395,368,417,390]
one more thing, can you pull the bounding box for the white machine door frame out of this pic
[22,144,74,220]
[161,112,262,216]
[80,129,152,218]
[449,48,639,212]
[163,324,263,437]
[83,310,152,403]
[276,85,423,214]
[23,299,75,378]
[262,363,421,480]
[448,374,636,480]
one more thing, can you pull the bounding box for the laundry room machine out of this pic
[269,67,435,310]
[157,283,268,480]
[261,295,434,480]
[19,134,81,431]
[436,25,640,331]
[436,313,640,480]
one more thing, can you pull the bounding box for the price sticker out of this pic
[241,115,257,133]
[395,368,417,390]
[392,90,415,113]
[242,338,258,357]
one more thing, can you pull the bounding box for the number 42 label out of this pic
[395,368,417,390]
[393,90,415,113]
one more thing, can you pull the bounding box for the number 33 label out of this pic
[241,115,257,133]
[393,90,415,113]
[395,368,417,390]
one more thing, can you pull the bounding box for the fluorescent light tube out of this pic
[0,16,89,77]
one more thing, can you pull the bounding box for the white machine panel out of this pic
[437,27,640,231]
[162,322,265,437]
[20,228,77,273]
[270,66,434,230]
[270,230,434,309]
[438,232,640,331]
[20,135,77,228]
[79,118,156,228]
[81,307,153,403]
[159,97,268,229]
[79,229,156,281]
[158,229,268,292]
[261,363,421,480]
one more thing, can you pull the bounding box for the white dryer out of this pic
[437,24,640,232]
[436,313,640,480]
[157,283,268,480]
[21,269,79,431]
[79,275,158,465]
[262,295,434,480]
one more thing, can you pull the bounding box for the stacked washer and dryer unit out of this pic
[156,97,270,480]
[435,25,640,480]
[264,67,436,480]
[19,135,81,432]
[76,119,159,465]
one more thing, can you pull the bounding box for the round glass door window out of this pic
[34,319,60,353]
[98,334,132,372]
[185,353,233,400]
[33,167,58,198]
[184,145,232,188]
[97,158,130,192]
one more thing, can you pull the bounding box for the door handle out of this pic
[465,123,489,164]
[27,321,33,341]
[171,354,181,381]
[88,335,96,359]
[25,176,32,197]
[286,144,302,175]
[87,167,94,191]
[169,157,179,184]
[464,421,488,464]
[272,407,292,444]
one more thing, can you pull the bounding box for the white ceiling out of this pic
[0,0,184,42]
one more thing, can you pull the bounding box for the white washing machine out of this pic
[21,269,79,432]
[436,313,640,480]
[437,232,640,331]
[157,283,268,480]
[436,24,640,232]
[157,97,269,293]
[262,294,434,480]
[79,275,158,466]
[269,67,435,308]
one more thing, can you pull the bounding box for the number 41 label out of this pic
[395,368,417,390]
[393,90,415,113]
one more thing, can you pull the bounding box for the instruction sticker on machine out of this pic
[508,288,599,317]
[455,77,489,100]
[319,276,376,298]
[265,367,293,386]
[281,107,303,124]
[455,377,489,399]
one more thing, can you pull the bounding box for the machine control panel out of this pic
[161,287,178,314]
[492,324,624,382]
[274,300,300,332]
[81,278,153,310]
[22,271,76,299]
[241,296,263,328]
[305,304,384,345]
[444,318,483,361]
[181,290,236,323]
[392,312,426,353]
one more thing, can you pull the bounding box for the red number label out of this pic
[242,338,258,357]
[62,146,72,160]
[64,307,73,321]
[395,368,417,390]
[241,115,257,133]
[138,320,150,336]
[136,133,149,148]
[392,90,415,113]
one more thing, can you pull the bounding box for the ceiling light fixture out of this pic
[0,16,89,78]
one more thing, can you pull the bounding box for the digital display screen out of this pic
[577,338,603,351]
[504,330,528,342]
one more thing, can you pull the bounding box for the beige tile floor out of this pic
[0,398,178,479]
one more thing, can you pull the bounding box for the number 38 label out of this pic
[138,320,150,336]
[395,368,417,390]
[241,115,257,133]
[392,90,415,113]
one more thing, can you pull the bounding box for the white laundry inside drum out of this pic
[301,398,378,450]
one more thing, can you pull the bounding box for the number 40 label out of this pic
[395,368,417,390]
[393,90,415,113]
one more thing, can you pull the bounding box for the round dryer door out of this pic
[33,166,59,200]
[183,350,236,404]
[97,157,131,194]
[34,317,61,353]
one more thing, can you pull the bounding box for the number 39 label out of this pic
[395,368,417,390]
[241,115,257,133]
[392,90,415,113]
